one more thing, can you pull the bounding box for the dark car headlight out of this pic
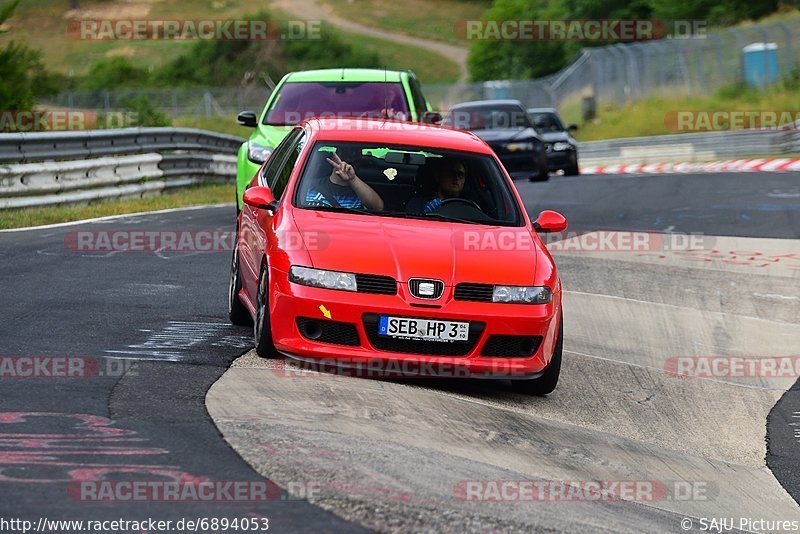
[247,142,274,164]
[551,142,573,152]
[504,141,535,152]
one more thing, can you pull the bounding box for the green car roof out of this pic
[284,68,406,83]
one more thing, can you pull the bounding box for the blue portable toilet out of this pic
[743,42,778,88]
[483,80,511,99]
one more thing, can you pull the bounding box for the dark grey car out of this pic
[527,108,580,175]
[443,99,549,182]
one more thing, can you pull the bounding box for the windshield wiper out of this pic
[400,212,485,225]
[309,205,373,215]
[309,206,491,225]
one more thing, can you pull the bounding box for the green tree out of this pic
[155,14,381,87]
[466,0,785,82]
[0,0,20,25]
[468,0,570,81]
[649,0,778,26]
[563,0,653,20]
[76,57,151,90]
[0,0,60,111]
[123,95,171,127]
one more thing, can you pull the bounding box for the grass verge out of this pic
[566,80,800,142]
[334,30,460,84]
[173,116,251,138]
[321,0,485,45]
[0,183,233,230]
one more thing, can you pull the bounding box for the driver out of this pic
[406,157,467,214]
[304,147,384,211]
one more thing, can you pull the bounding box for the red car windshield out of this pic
[264,82,410,125]
[293,142,523,227]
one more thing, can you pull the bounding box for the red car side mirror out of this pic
[243,186,278,213]
[533,210,567,233]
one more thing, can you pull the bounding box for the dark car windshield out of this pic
[529,112,566,133]
[442,105,532,131]
[293,141,523,227]
[264,82,410,125]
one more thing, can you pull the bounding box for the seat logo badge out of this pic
[409,278,444,300]
[418,282,435,296]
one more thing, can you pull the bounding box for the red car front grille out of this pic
[355,273,397,295]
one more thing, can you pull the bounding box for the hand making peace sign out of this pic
[326,152,358,183]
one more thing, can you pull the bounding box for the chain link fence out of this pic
[40,18,800,121]
[42,87,272,120]
[425,19,800,115]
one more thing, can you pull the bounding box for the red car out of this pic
[229,118,567,394]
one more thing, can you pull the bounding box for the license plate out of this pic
[378,316,469,342]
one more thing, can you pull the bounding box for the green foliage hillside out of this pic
[469,0,788,81]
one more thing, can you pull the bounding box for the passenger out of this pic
[305,147,384,211]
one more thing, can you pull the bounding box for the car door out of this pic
[239,127,303,300]
[258,128,307,267]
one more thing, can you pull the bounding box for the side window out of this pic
[258,128,302,187]
[270,132,306,201]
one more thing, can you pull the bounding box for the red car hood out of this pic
[291,209,538,286]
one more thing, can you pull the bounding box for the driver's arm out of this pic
[349,177,384,211]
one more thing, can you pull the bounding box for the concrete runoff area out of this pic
[207,233,800,532]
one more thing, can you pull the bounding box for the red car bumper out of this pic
[269,267,561,379]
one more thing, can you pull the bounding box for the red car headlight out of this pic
[492,286,552,304]
[289,265,358,292]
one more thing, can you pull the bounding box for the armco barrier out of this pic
[2,125,797,209]
[0,128,244,209]
[577,128,800,166]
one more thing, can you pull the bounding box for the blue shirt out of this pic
[305,185,362,209]
[423,197,443,213]
[406,196,444,215]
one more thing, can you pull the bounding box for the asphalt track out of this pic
[1,171,799,532]
[0,207,365,531]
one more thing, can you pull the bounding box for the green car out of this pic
[235,68,439,210]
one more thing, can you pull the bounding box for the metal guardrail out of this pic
[0,128,243,163]
[2,125,796,210]
[0,128,244,209]
[578,128,800,166]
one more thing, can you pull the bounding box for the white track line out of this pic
[564,290,792,325]
[562,349,784,391]
[0,204,234,233]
